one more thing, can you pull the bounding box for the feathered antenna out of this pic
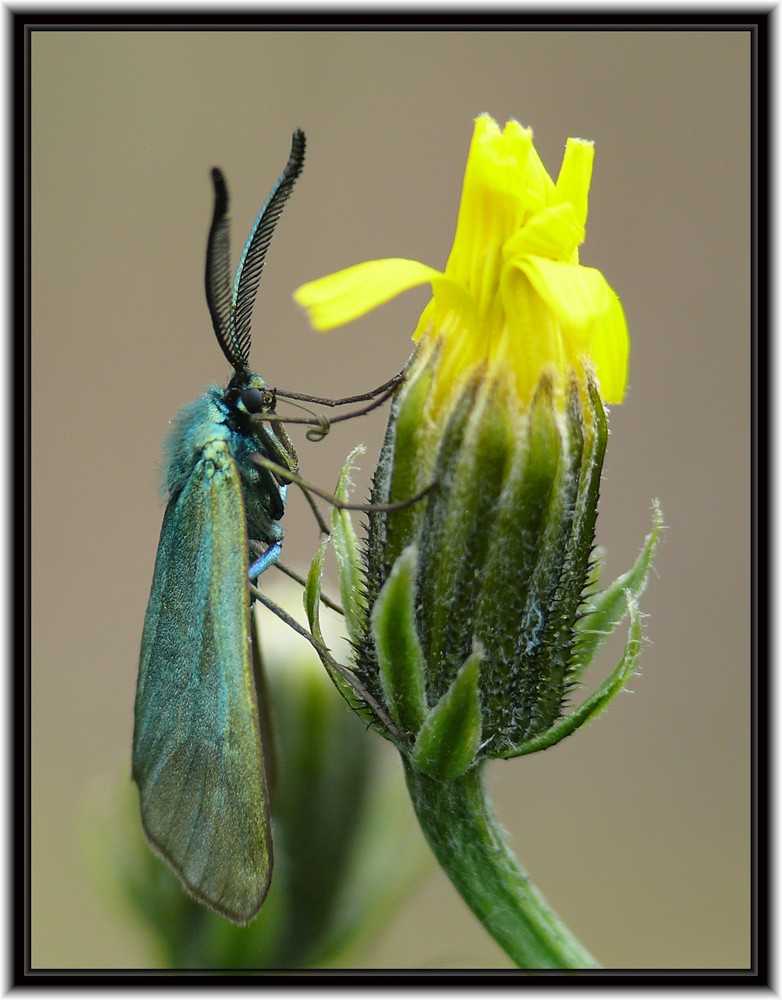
[205,130,306,376]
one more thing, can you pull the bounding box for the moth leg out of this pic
[251,454,436,514]
[247,538,344,614]
[250,584,401,740]
[271,560,344,615]
[253,459,286,521]
[301,485,330,536]
[248,540,283,582]
[274,370,404,408]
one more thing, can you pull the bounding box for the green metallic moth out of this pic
[133,132,306,925]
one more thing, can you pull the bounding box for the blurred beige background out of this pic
[31,30,750,969]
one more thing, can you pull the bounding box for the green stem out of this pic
[403,760,599,970]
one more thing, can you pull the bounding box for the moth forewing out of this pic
[134,434,272,924]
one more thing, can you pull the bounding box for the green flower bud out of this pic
[351,365,607,772]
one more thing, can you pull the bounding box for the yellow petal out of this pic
[503,203,583,262]
[588,290,629,403]
[519,256,610,333]
[555,138,594,231]
[294,258,441,332]
[445,117,533,291]
[514,256,629,402]
[518,138,557,213]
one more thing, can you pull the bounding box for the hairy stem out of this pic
[403,760,599,970]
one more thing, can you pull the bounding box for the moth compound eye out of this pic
[240,387,268,413]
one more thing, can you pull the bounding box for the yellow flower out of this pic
[300,114,659,784]
[295,114,629,413]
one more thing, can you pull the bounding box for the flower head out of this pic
[295,114,628,419]
[298,116,655,776]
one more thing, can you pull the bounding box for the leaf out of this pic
[304,536,370,722]
[304,536,330,645]
[502,591,643,758]
[371,544,427,734]
[330,445,366,643]
[412,649,482,778]
[570,500,663,679]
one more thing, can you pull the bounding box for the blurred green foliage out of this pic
[88,607,427,969]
